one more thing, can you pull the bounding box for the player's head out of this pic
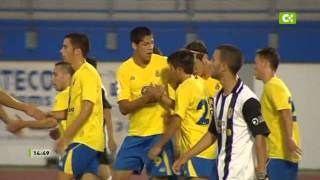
[185,40,211,78]
[254,47,280,80]
[61,33,90,64]
[53,61,74,91]
[131,26,154,63]
[167,50,194,84]
[211,44,243,79]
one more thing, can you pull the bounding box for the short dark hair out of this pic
[64,33,90,57]
[86,57,97,69]
[185,40,208,61]
[256,47,280,71]
[130,27,152,44]
[167,50,194,74]
[216,44,243,75]
[185,40,208,54]
[55,61,74,75]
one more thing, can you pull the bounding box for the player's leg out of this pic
[57,143,80,180]
[98,148,114,180]
[98,164,112,180]
[113,136,145,180]
[181,157,214,180]
[81,173,99,180]
[112,170,133,180]
[267,158,298,180]
[145,135,175,180]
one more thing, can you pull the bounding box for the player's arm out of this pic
[279,109,302,157]
[0,90,46,120]
[101,88,117,153]
[268,84,302,157]
[7,117,58,133]
[172,121,217,174]
[242,98,270,179]
[159,92,175,109]
[148,114,181,160]
[143,84,175,109]
[117,67,156,115]
[50,110,68,121]
[0,90,27,111]
[0,105,12,124]
[118,96,152,115]
[6,108,66,133]
[104,108,117,153]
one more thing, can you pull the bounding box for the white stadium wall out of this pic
[0,61,319,169]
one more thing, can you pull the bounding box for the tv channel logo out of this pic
[279,12,297,24]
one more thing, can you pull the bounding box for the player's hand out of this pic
[172,156,187,175]
[6,119,24,133]
[49,128,60,140]
[148,144,162,160]
[143,84,164,103]
[55,137,67,154]
[286,138,302,158]
[24,104,46,120]
[108,138,118,154]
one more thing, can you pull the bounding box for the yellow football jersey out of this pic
[174,75,215,159]
[205,77,221,97]
[261,76,301,162]
[117,54,169,136]
[52,87,69,135]
[67,62,104,152]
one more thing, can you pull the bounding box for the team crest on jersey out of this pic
[155,70,160,77]
[130,76,135,80]
[227,107,233,119]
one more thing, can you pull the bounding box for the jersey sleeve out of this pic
[242,98,270,137]
[52,92,69,112]
[266,83,291,111]
[80,69,100,104]
[174,85,192,120]
[116,66,130,101]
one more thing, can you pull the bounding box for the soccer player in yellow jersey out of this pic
[185,40,220,180]
[255,47,302,180]
[113,27,174,180]
[185,40,221,97]
[148,50,215,180]
[6,62,73,136]
[55,33,104,180]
